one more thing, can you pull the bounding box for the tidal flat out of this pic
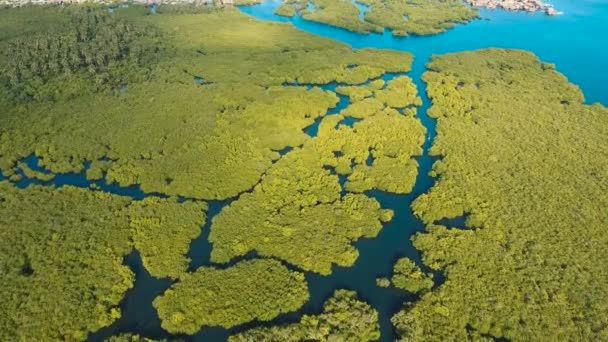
[1,0,608,341]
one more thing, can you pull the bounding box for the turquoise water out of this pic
[242,0,608,106]
[5,1,607,341]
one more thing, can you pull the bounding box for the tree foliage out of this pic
[275,0,478,36]
[128,198,208,280]
[105,333,172,342]
[209,93,425,274]
[388,257,434,294]
[230,290,380,342]
[0,9,412,201]
[392,49,608,341]
[362,0,479,36]
[0,182,134,341]
[0,7,162,102]
[153,259,309,333]
[0,180,208,340]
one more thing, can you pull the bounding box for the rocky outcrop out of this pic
[464,0,562,15]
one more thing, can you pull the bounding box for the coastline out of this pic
[1,0,562,16]
[464,0,562,16]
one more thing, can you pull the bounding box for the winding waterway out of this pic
[3,1,607,341]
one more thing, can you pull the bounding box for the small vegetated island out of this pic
[276,0,480,36]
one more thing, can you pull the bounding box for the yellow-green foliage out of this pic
[340,97,386,118]
[0,5,71,42]
[106,334,170,342]
[0,7,163,102]
[375,76,422,108]
[336,84,373,102]
[230,290,380,341]
[209,145,389,274]
[362,0,479,36]
[389,257,433,294]
[17,161,55,182]
[208,73,424,275]
[302,0,382,34]
[275,0,307,17]
[392,49,608,340]
[0,182,134,341]
[128,198,208,279]
[341,111,425,193]
[153,259,309,333]
[210,100,425,274]
[0,9,412,201]
[275,0,478,36]
[337,76,421,112]
[0,181,208,340]
[376,277,391,287]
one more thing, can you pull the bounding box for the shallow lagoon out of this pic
[4,1,607,340]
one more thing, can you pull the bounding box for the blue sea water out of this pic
[5,1,606,341]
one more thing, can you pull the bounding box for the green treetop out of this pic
[392,49,608,341]
[153,259,309,333]
[230,289,380,341]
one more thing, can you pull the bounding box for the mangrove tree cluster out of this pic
[0,6,162,102]
[0,181,206,340]
[377,257,434,294]
[392,49,608,341]
[209,77,425,274]
[275,0,478,36]
[153,259,309,333]
[230,290,380,341]
[0,5,443,341]
[0,9,414,201]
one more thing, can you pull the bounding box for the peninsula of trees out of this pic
[392,49,608,341]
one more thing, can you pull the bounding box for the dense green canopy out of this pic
[0,8,413,201]
[0,182,134,341]
[230,290,380,341]
[0,181,208,340]
[382,257,434,294]
[275,0,478,36]
[0,7,162,102]
[209,80,425,274]
[0,6,426,340]
[392,49,608,341]
[362,0,479,36]
[128,198,208,280]
[153,259,309,333]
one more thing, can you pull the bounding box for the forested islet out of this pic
[275,0,479,36]
[377,257,434,294]
[153,259,309,333]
